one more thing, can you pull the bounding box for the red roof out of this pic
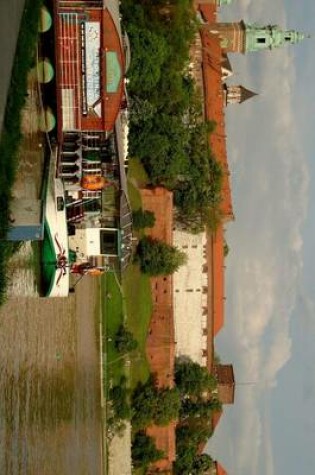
[201,31,234,220]
[199,18,233,350]
[211,223,225,337]
[216,462,228,475]
[198,2,217,23]
[55,4,125,135]
[212,410,223,431]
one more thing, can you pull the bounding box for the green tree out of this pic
[180,398,222,420]
[132,209,156,230]
[114,324,138,354]
[109,376,131,421]
[126,24,168,94]
[132,376,181,429]
[175,358,218,398]
[132,432,165,468]
[136,237,187,276]
[191,454,214,474]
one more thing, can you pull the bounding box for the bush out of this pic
[175,358,218,398]
[132,376,181,429]
[136,236,186,276]
[132,432,164,468]
[132,209,156,230]
[109,376,131,421]
[114,324,138,354]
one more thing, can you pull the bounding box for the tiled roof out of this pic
[201,30,234,220]
[216,461,228,475]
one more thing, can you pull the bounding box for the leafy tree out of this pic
[122,0,224,234]
[109,376,131,422]
[191,454,214,474]
[114,324,138,354]
[132,376,181,429]
[136,237,187,276]
[180,398,222,421]
[126,24,168,94]
[175,358,218,398]
[132,432,165,468]
[175,428,214,475]
[132,209,156,230]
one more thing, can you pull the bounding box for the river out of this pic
[0,277,103,475]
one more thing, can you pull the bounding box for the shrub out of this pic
[132,432,164,468]
[136,236,186,276]
[114,324,138,354]
[132,209,156,230]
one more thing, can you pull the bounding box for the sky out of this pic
[207,1,315,474]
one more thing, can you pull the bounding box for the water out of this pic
[0,6,103,473]
[0,277,102,475]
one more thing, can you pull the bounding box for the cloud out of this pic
[209,1,310,474]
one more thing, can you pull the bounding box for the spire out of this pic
[224,85,258,105]
[202,21,308,54]
[244,24,307,52]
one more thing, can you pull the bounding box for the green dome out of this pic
[219,0,233,5]
[36,58,55,84]
[38,6,52,33]
[245,23,306,52]
[39,108,56,132]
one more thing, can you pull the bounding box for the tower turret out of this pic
[245,24,306,52]
[204,21,307,54]
[197,0,233,4]
[224,85,258,105]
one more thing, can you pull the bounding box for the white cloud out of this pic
[209,1,310,473]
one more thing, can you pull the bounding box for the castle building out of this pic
[204,20,306,54]
[174,0,308,371]
[224,84,258,105]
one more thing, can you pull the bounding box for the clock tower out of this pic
[203,21,306,54]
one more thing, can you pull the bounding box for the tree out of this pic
[109,376,131,421]
[191,454,214,474]
[136,237,187,276]
[132,376,181,429]
[175,358,218,399]
[132,209,156,230]
[126,24,168,94]
[114,324,138,354]
[132,432,165,468]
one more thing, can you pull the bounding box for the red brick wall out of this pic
[140,188,176,472]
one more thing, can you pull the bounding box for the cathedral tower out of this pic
[198,0,233,5]
[224,85,258,105]
[204,21,306,54]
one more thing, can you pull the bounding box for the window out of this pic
[100,229,118,255]
[257,38,266,44]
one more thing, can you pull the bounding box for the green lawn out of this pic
[101,157,153,398]
[127,179,142,213]
[101,273,125,387]
[122,263,152,389]
[124,158,152,388]
[127,157,149,188]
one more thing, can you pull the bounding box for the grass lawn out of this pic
[101,273,125,388]
[122,263,152,389]
[100,157,153,401]
[127,157,149,188]
[124,158,152,389]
